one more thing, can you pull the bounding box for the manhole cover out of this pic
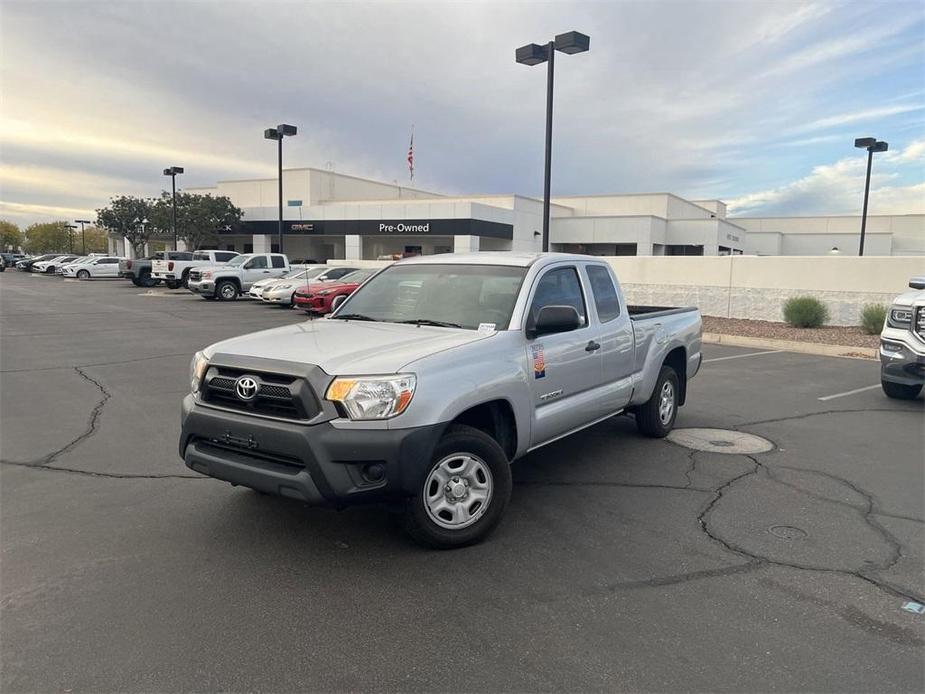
[769,525,808,540]
[666,428,774,454]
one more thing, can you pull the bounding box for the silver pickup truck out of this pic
[179,253,702,547]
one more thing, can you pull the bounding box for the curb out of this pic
[702,333,878,361]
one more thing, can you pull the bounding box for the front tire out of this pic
[401,424,511,549]
[881,379,922,400]
[216,280,239,301]
[636,365,680,438]
[77,269,90,280]
[165,280,181,289]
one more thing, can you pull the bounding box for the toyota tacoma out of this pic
[180,253,702,547]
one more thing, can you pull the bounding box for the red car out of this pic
[293,269,376,315]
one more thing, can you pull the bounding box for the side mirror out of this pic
[528,305,582,338]
[331,294,348,311]
[909,277,925,290]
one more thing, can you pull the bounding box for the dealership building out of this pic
[110,167,924,259]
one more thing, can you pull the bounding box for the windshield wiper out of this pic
[330,313,377,322]
[397,319,463,328]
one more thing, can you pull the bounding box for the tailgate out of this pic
[151,260,170,273]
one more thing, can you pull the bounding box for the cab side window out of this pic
[271,255,286,269]
[586,265,621,322]
[245,256,268,269]
[529,267,587,326]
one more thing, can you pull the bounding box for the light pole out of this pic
[163,166,184,250]
[853,137,888,256]
[516,31,590,252]
[65,224,78,254]
[264,124,298,253]
[75,219,92,254]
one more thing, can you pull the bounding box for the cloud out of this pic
[727,148,925,216]
[791,104,925,133]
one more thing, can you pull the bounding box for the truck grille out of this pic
[202,367,320,421]
[189,270,202,282]
[916,307,925,342]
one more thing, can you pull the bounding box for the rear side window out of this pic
[171,252,193,260]
[586,265,621,322]
[529,267,587,326]
[216,252,238,262]
[271,255,286,268]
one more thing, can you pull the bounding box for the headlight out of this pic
[317,289,334,296]
[190,351,209,393]
[201,271,213,279]
[276,284,293,290]
[326,374,416,420]
[888,306,913,328]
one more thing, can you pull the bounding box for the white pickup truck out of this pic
[180,252,703,547]
[186,253,291,300]
[152,249,240,289]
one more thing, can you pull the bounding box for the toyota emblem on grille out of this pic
[235,376,258,401]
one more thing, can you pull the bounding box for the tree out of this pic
[23,221,72,254]
[0,220,23,251]
[150,191,243,250]
[79,226,110,254]
[96,196,154,257]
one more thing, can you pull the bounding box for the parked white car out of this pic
[32,255,79,274]
[248,266,359,302]
[62,256,125,279]
[57,254,108,275]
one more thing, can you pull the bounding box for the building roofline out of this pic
[729,213,923,219]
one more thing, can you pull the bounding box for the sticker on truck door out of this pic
[531,343,546,379]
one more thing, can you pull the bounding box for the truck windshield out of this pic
[225,255,247,266]
[335,264,527,330]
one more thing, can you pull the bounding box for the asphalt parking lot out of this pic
[1,271,923,693]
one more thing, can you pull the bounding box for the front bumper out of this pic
[180,395,446,505]
[188,279,214,296]
[880,333,925,386]
[262,290,294,305]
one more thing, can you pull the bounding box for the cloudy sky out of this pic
[1,0,923,227]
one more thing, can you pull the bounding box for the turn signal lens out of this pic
[326,374,416,420]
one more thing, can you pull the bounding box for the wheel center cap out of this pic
[450,482,467,499]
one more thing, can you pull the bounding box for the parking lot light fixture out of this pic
[516,31,590,252]
[265,124,298,254]
[75,219,92,254]
[163,167,184,251]
[854,137,888,256]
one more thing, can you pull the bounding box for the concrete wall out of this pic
[607,256,925,326]
[733,215,925,256]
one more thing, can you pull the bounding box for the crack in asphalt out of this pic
[514,479,713,493]
[696,453,925,605]
[0,352,192,374]
[734,408,922,428]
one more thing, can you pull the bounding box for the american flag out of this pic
[407,127,414,181]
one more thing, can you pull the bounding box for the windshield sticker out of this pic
[531,344,546,379]
[478,323,496,334]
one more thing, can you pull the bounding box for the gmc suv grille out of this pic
[189,270,202,282]
[916,307,925,342]
[201,368,320,421]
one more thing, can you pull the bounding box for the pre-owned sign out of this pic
[235,218,513,239]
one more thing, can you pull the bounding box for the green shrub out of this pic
[860,303,887,335]
[783,296,830,328]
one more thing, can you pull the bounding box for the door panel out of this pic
[523,265,603,446]
[585,264,635,411]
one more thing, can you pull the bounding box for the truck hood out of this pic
[891,288,925,307]
[205,319,493,374]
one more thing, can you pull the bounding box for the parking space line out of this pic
[703,350,781,364]
[818,384,881,401]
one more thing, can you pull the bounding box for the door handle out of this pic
[585,340,601,352]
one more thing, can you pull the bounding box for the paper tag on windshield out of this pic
[478,323,496,334]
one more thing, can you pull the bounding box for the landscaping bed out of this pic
[702,316,879,349]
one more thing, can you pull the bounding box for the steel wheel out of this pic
[658,381,675,425]
[218,282,237,300]
[423,452,493,530]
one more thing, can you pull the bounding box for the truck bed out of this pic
[627,305,699,320]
